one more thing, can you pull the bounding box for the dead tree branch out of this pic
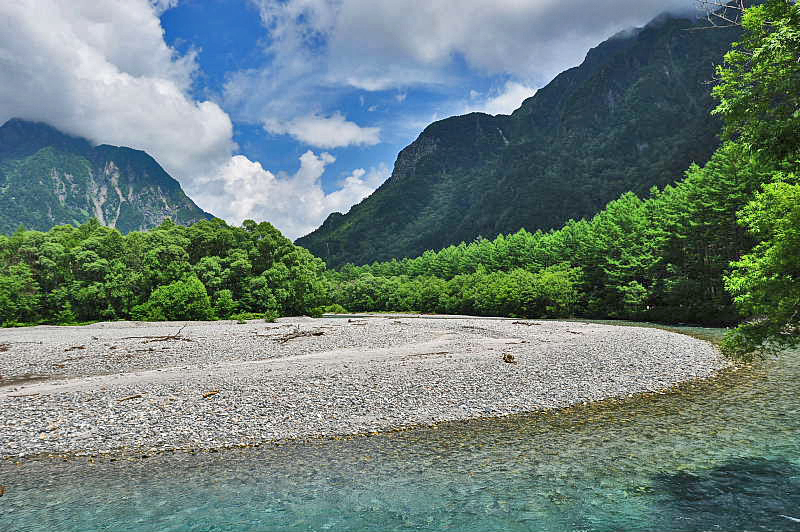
[121,324,193,343]
[273,329,325,344]
[697,0,748,27]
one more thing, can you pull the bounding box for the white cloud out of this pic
[194,152,389,239]
[226,0,698,156]
[264,112,381,149]
[468,81,537,116]
[0,0,234,186]
[246,0,697,93]
[150,0,180,14]
[0,0,386,240]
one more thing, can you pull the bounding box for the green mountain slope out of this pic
[297,14,741,267]
[0,119,212,234]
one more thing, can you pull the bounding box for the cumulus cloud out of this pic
[149,0,180,14]
[194,152,389,239]
[247,0,698,92]
[0,0,387,239]
[264,112,381,149]
[0,0,234,183]
[469,81,537,116]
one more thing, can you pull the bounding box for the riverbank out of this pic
[0,316,727,460]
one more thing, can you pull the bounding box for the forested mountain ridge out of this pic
[297,13,741,267]
[0,119,212,234]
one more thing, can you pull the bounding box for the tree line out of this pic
[0,218,328,325]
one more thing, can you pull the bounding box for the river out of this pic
[1,325,798,531]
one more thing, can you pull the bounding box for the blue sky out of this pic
[159,0,519,195]
[0,0,697,238]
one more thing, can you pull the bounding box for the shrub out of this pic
[132,276,213,321]
[214,289,237,318]
[316,303,348,314]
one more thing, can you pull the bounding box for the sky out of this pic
[0,0,700,239]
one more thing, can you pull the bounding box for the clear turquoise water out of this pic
[2,326,799,532]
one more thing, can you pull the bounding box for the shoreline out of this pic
[0,316,728,461]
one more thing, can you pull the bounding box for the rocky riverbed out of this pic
[0,316,727,460]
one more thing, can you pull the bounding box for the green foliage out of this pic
[0,218,328,326]
[722,179,800,359]
[318,303,348,314]
[133,276,213,322]
[713,0,800,163]
[214,289,237,319]
[710,0,800,359]
[330,265,582,319]
[0,263,40,325]
[328,140,769,326]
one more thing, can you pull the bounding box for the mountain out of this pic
[0,119,212,234]
[297,14,741,268]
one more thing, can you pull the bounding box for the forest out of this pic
[0,218,328,325]
[0,0,798,360]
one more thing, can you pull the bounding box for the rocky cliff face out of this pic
[296,13,741,267]
[0,119,212,233]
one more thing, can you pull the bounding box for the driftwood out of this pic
[273,329,325,344]
[117,394,143,402]
[122,325,193,343]
[64,345,86,352]
[461,325,496,334]
[403,351,449,360]
[202,390,220,399]
[0,344,9,352]
[512,321,539,326]
[0,485,5,496]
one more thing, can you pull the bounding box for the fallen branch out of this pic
[117,394,143,402]
[64,345,86,352]
[404,351,450,360]
[512,321,539,326]
[122,324,192,343]
[202,390,220,399]
[273,329,325,344]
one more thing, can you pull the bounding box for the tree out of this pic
[722,179,800,359]
[132,276,213,322]
[0,264,40,325]
[698,1,748,28]
[711,0,800,358]
[712,0,800,163]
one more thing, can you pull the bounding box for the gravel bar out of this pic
[0,316,727,459]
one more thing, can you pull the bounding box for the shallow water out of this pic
[2,325,799,532]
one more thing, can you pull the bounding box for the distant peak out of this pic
[0,118,92,160]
